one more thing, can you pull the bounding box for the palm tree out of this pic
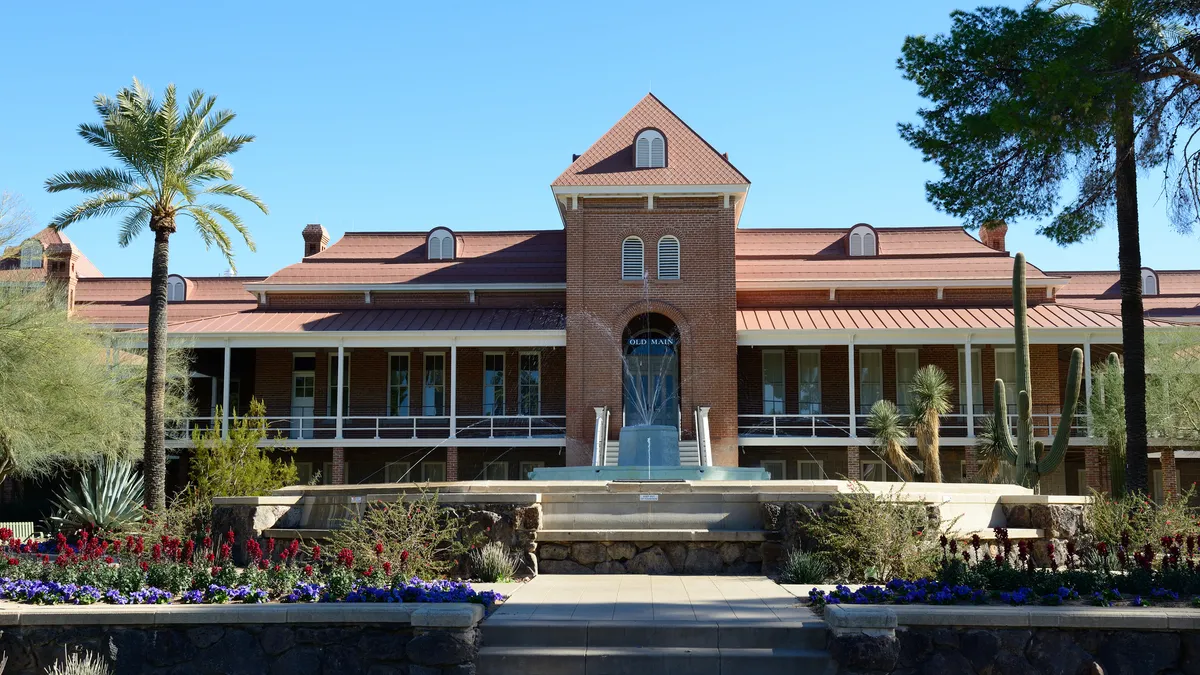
[45,79,267,510]
[865,400,921,481]
[908,365,952,483]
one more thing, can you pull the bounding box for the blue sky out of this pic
[0,0,1194,278]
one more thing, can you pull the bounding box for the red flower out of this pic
[226,529,236,544]
[6,557,17,566]
[139,561,149,572]
[383,561,392,575]
[311,545,321,561]
[206,553,215,563]
[219,543,232,561]
[203,536,212,549]
[400,550,410,564]
[183,540,196,561]
[304,564,313,577]
[366,565,375,577]
[337,548,354,569]
[152,544,162,562]
[0,528,11,541]
[375,541,384,556]
[105,556,114,564]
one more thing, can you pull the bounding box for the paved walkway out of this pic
[485,575,810,623]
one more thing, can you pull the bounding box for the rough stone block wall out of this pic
[538,541,766,575]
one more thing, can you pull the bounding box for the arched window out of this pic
[848,224,877,256]
[1142,267,1159,296]
[622,237,644,280]
[167,274,186,302]
[19,239,43,269]
[634,129,665,168]
[427,228,455,261]
[657,235,680,280]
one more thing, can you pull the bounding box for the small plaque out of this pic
[639,494,659,502]
[350,496,363,504]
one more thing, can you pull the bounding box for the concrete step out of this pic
[482,619,826,650]
[477,646,835,675]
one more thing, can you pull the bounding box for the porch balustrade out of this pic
[166,413,566,443]
[737,408,1090,441]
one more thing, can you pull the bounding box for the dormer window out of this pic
[634,129,665,168]
[848,224,877,257]
[1141,267,1159,296]
[167,274,186,302]
[19,239,43,269]
[428,228,455,261]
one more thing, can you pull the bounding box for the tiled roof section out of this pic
[0,227,103,278]
[735,227,1057,284]
[1054,270,1200,320]
[154,307,566,335]
[736,304,1178,332]
[73,276,262,326]
[258,230,565,285]
[552,94,749,187]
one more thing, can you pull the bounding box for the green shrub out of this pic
[778,549,832,584]
[804,483,949,582]
[49,458,144,536]
[1087,487,1197,550]
[188,399,298,503]
[469,541,519,582]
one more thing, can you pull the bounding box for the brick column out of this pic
[331,447,346,485]
[1161,447,1179,498]
[964,446,979,482]
[446,447,459,481]
[846,446,861,480]
[1084,447,1106,494]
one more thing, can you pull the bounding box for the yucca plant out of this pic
[865,399,920,481]
[972,414,1007,484]
[45,650,111,675]
[778,549,832,584]
[469,541,520,582]
[908,365,952,483]
[50,458,145,534]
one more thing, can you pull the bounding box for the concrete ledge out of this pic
[0,601,492,627]
[534,529,769,542]
[999,494,1091,505]
[825,605,897,637]
[829,604,1199,631]
[211,495,304,506]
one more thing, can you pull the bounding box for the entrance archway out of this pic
[622,313,680,428]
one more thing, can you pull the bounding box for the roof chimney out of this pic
[302,224,329,258]
[45,242,79,310]
[980,221,1008,253]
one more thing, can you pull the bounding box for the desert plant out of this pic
[325,489,484,580]
[469,541,520,582]
[44,650,111,675]
[187,399,298,503]
[1087,486,1197,552]
[909,365,952,483]
[1091,352,1127,497]
[804,483,949,582]
[990,254,1084,491]
[778,549,832,584]
[865,400,920,481]
[49,458,144,534]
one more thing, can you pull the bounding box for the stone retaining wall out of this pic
[536,541,778,575]
[0,604,482,675]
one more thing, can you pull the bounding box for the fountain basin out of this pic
[528,465,770,480]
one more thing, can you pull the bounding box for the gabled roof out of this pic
[73,276,262,326]
[153,307,566,335]
[1053,270,1200,320]
[0,227,103,278]
[735,226,1060,286]
[736,304,1178,333]
[255,230,565,286]
[552,94,749,188]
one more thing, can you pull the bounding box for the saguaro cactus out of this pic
[992,253,1084,490]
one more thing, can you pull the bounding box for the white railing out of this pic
[167,414,565,442]
[738,409,1091,440]
[454,415,567,439]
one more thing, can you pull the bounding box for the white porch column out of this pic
[221,341,231,440]
[449,343,458,439]
[1083,335,1093,435]
[965,336,975,438]
[593,406,609,466]
[335,342,345,439]
[697,406,713,466]
[848,340,857,438]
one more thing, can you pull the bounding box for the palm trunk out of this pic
[144,224,171,511]
[1114,88,1148,495]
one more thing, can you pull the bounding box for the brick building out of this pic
[11,94,1200,496]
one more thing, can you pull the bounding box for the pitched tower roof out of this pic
[552,93,749,187]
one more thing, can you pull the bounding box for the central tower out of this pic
[552,94,750,467]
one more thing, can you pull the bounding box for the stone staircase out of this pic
[478,618,835,674]
[603,440,701,466]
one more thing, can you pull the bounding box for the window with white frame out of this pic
[385,461,413,483]
[1142,267,1159,296]
[895,349,919,412]
[519,461,545,479]
[797,460,824,480]
[634,129,665,168]
[422,462,447,482]
[762,350,786,415]
[994,348,1018,412]
[657,235,680,279]
[848,225,877,257]
[483,353,505,416]
[427,228,454,260]
[859,349,883,413]
[388,353,410,416]
[423,353,446,416]
[957,348,983,415]
[166,274,186,302]
[622,237,644,280]
[483,461,509,480]
[19,239,42,269]
[327,352,350,416]
[798,350,821,415]
[291,353,316,440]
[862,458,922,482]
[518,353,540,415]
[761,460,786,481]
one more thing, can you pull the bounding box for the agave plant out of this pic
[908,365,952,483]
[865,399,920,481]
[50,458,145,534]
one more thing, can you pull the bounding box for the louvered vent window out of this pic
[848,225,877,256]
[1142,267,1159,296]
[622,237,644,280]
[657,235,680,279]
[427,229,454,260]
[634,130,665,168]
